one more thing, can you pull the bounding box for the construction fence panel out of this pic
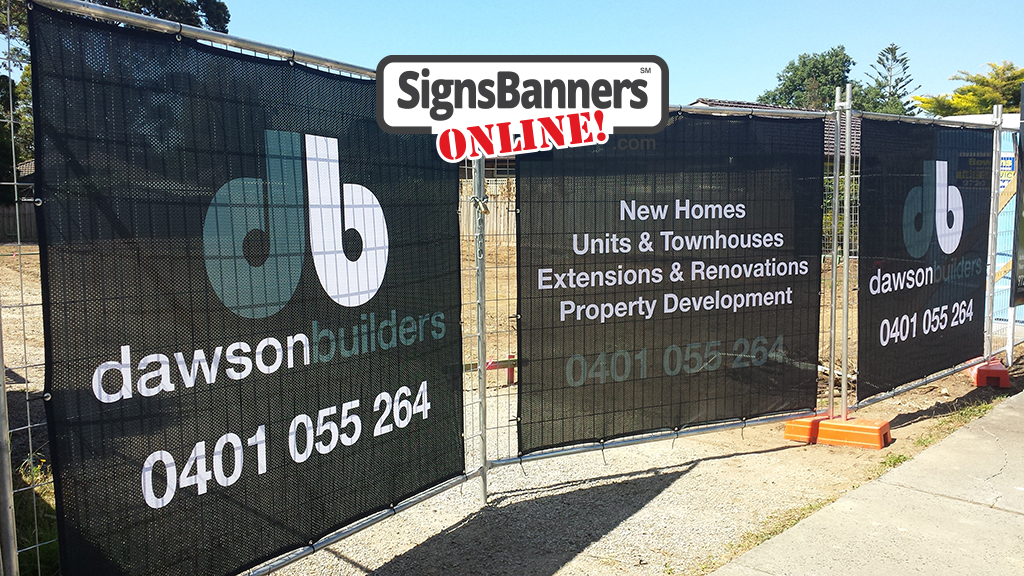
[0,1,1016,574]
[514,113,825,455]
[993,129,1020,353]
[855,119,993,401]
[29,6,464,576]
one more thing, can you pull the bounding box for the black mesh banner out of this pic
[857,119,992,401]
[517,114,823,454]
[31,7,463,576]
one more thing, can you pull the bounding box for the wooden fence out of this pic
[0,203,37,243]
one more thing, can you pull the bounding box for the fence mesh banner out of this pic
[516,113,823,454]
[857,119,992,401]
[31,7,463,576]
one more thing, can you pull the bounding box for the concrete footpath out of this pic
[712,390,1024,576]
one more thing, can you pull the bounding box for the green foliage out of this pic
[759,43,926,115]
[2,1,230,49]
[114,0,231,33]
[876,453,909,474]
[0,71,29,203]
[914,61,1023,116]
[915,399,997,447]
[15,454,60,576]
[0,0,233,197]
[758,46,864,110]
[865,44,920,115]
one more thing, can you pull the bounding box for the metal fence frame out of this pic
[0,2,1016,575]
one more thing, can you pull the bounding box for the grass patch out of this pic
[876,453,909,474]
[14,453,60,576]
[914,434,938,447]
[935,401,995,431]
[685,499,832,575]
[915,399,997,448]
[728,500,830,551]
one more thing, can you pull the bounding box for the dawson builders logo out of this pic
[203,130,389,318]
[902,160,963,258]
[90,130,456,405]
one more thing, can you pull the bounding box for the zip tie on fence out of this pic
[600,441,608,465]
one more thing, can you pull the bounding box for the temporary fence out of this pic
[0,1,1019,576]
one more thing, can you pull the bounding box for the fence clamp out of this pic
[472,195,490,216]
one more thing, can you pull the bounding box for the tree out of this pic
[758,45,871,110]
[914,61,1023,116]
[112,0,230,33]
[0,75,20,201]
[0,0,231,197]
[865,43,919,115]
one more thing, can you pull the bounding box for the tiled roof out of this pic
[689,98,860,156]
[15,159,34,178]
[690,98,804,112]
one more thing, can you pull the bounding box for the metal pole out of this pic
[488,409,821,469]
[828,87,841,419]
[0,327,19,576]
[1006,306,1015,365]
[852,110,997,128]
[0,0,21,570]
[472,158,488,503]
[985,106,1003,359]
[244,470,479,576]
[1011,131,1023,364]
[850,356,988,411]
[33,0,375,77]
[841,83,853,420]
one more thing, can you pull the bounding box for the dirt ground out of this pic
[5,241,1021,575]
[0,244,47,467]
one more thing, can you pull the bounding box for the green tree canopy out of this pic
[112,0,230,33]
[914,61,1023,116]
[2,1,229,48]
[758,45,860,110]
[865,43,920,115]
[0,0,232,200]
[759,44,927,114]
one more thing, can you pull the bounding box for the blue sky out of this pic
[224,0,1019,106]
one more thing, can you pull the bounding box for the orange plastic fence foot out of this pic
[784,415,830,444]
[785,416,891,450]
[816,418,892,450]
[967,358,1010,388]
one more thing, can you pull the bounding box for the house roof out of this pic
[15,159,34,178]
[689,98,860,157]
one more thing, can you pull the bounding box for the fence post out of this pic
[472,158,488,503]
[985,105,1003,359]
[840,83,853,420]
[1,0,22,566]
[1009,131,1023,365]
[827,87,842,418]
[1007,306,1015,365]
[0,326,20,576]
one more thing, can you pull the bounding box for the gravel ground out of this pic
[274,363,1022,576]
